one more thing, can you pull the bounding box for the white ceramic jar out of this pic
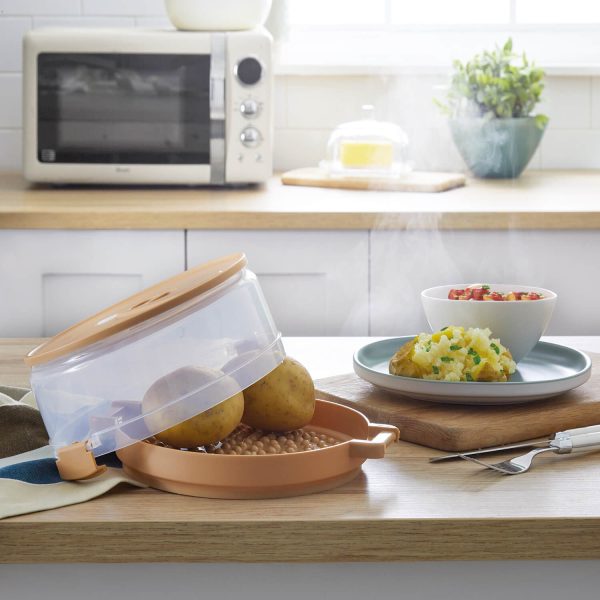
[165,0,273,31]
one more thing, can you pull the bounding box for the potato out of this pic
[143,365,244,448]
[242,357,315,431]
[389,337,427,378]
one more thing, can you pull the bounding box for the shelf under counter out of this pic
[1,170,600,230]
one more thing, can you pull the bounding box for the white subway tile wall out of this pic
[0,6,592,172]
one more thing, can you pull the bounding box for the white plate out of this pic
[353,337,592,405]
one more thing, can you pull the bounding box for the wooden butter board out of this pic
[281,167,466,193]
[315,352,600,452]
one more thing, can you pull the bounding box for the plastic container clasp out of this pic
[56,442,107,481]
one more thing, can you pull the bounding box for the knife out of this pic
[429,424,600,463]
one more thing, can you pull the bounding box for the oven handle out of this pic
[210,33,226,185]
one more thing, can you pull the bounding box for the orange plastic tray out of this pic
[117,399,399,499]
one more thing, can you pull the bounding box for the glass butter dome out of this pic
[323,105,412,178]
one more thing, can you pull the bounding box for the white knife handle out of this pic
[561,424,600,437]
[570,430,600,450]
[553,425,600,452]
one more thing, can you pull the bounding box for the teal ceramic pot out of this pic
[449,117,547,179]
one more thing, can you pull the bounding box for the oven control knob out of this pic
[240,127,262,148]
[240,99,260,119]
[235,57,263,86]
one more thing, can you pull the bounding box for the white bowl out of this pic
[421,284,557,363]
[165,0,272,31]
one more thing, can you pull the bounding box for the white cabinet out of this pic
[4,227,596,339]
[187,230,369,336]
[370,230,600,336]
[0,230,184,337]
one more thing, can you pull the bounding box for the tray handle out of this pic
[349,424,400,459]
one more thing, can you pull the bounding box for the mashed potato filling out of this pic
[389,326,516,382]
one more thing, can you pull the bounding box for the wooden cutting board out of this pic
[281,167,466,193]
[315,353,600,451]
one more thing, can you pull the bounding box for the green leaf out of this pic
[465,373,474,382]
[440,356,454,363]
[490,343,500,355]
[449,344,461,351]
[436,37,545,120]
[432,366,440,375]
[535,114,549,129]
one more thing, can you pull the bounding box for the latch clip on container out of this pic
[56,442,106,480]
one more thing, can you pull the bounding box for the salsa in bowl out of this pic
[421,284,557,363]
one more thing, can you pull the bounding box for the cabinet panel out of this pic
[0,230,184,337]
[187,230,369,336]
[370,230,600,336]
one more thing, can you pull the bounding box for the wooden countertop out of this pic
[1,170,600,230]
[2,337,600,563]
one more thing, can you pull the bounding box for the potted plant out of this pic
[437,39,548,179]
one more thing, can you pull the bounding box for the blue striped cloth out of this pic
[0,387,144,520]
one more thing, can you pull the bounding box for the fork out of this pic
[460,426,600,474]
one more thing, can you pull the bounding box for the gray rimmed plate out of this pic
[353,337,592,405]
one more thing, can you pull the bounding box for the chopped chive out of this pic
[482,285,490,290]
[449,344,461,351]
[490,342,500,355]
[432,366,440,374]
[473,355,481,365]
[468,348,477,356]
[440,356,453,363]
[465,373,474,382]
[440,326,448,331]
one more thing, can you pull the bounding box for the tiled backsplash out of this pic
[0,1,596,172]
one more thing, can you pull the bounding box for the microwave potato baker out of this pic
[25,254,398,499]
[23,28,273,185]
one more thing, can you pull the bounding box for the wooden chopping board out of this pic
[315,353,600,451]
[281,167,466,193]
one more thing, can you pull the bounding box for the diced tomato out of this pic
[448,289,465,300]
[525,292,543,300]
[470,287,486,301]
[483,292,504,301]
[447,285,544,301]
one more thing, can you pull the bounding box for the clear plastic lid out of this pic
[322,105,412,178]
[27,254,284,457]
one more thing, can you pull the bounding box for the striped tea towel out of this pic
[0,386,145,520]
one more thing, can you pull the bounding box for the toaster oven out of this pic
[23,28,273,185]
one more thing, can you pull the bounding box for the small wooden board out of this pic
[281,167,466,193]
[315,353,600,451]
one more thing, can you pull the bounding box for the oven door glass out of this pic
[37,53,211,164]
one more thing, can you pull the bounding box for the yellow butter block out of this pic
[340,141,394,169]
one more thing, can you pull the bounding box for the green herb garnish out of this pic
[440,326,448,331]
[482,285,490,290]
[465,373,474,381]
[468,348,477,356]
[490,342,500,355]
[450,344,461,351]
[441,356,454,363]
[432,366,440,374]
[473,355,481,365]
